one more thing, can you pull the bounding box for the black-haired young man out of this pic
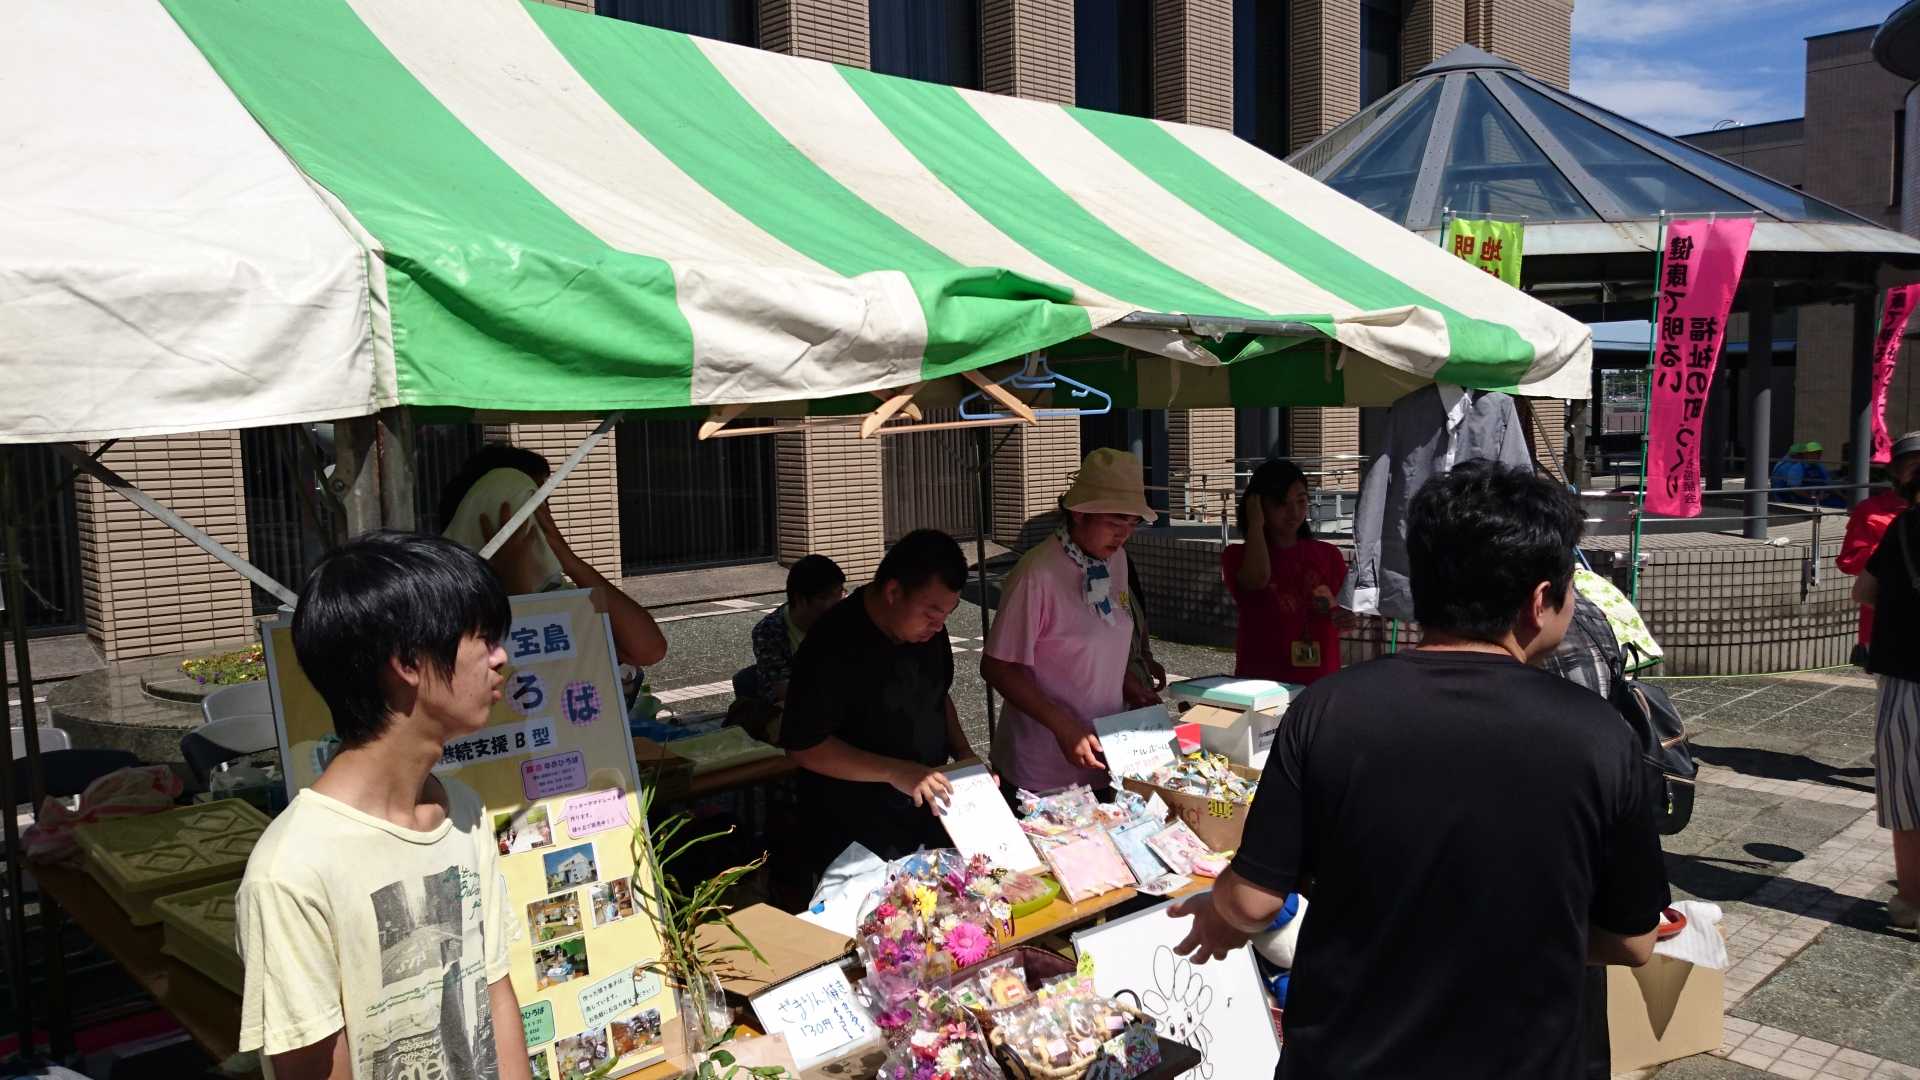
[740,554,848,708]
[780,530,980,875]
[236,533,532,1080]
[1172,462,1670,1079]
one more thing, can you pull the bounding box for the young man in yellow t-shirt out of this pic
[236,532,532,1079]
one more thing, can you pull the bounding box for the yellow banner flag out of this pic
[1445,217,1525,287]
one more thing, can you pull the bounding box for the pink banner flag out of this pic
[1645,217,1756,517]
[1871,285,1920,463]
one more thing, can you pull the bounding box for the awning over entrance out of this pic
[1,0,1594,445]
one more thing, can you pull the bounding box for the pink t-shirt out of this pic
[986,539,1135,793]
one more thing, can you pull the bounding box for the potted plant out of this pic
[619,785,794,1080]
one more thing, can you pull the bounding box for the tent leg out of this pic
[1,450,41,1063]
[334,417,381,538]
[378,407,419,532]
[974,428,996,741]
[49,444,297,607]
[1744,282,1776,541]
[1850,292,1877,506]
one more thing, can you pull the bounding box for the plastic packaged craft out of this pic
[1143,821,1212,877]
[992,976,1159,1079]
[1016,786,1101,837]
[1035,828,1134,904]
[875,989,1006,1080]
[1141,752,1256,805]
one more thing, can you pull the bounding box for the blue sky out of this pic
[1570,0,1894,135]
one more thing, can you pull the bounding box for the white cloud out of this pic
[1571,0,1808,46]
[1570,55,1799,134]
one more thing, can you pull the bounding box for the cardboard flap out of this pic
[694,904,853,996]
[1631,956,1693,1039]
[1182,704,1250,731]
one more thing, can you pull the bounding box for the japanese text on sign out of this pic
[506,612,576,665]
[433,718,555,775]
[565,789,631,839]
[508,671,548,716]
[563,679,602,727]
[1445,217,1524,287]
[1645,218,1755,517]
[578,967,664,1031]
[751,965,879,1067]
[522,749,589,800]
[1871,286,1920,463]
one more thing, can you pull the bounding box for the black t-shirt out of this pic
[1869,509,1920,682]
[779,587,954,863]
[1231,650,1670,1080]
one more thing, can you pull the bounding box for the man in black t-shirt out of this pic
[779,530,981,880]
[1172,462,1670,1079]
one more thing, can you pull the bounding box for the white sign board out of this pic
[750,964,880,1069]
[1092,706,1179,783]
[939,764,1044,873]
[1074,900,1280,1080]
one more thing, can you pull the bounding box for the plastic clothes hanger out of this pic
[957,352,1113,420]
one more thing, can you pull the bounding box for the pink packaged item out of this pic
[1039,827,1136,903]
[23,765,183,863]
[1144,820,1212,877]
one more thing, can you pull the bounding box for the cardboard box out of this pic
[1180,703,1281,770]
[1123,763,1261,853]
[1607,949,1725,1072]
[1168,676,1293,713]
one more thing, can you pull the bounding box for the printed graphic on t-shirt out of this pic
[372,865,467,986]
[358,864,497,1080]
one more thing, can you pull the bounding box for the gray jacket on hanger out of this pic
[1341,383,1534,621]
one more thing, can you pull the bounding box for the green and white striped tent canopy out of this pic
[1,0,1592,445]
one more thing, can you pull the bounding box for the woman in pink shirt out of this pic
[983,449,1156,796]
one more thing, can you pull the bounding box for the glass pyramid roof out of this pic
[1291,45,1866,230]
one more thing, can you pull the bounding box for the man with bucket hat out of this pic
[982,449,1156,796]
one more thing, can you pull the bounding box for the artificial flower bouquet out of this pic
[875,989,1006,1080]
[858,850,1030,1030]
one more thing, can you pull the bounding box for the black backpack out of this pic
[1609,645,1696,835]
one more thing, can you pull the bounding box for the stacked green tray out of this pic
[153,878,244,994]
[75,799,268,925]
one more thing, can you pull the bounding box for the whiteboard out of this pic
[1073,901,1280,1080]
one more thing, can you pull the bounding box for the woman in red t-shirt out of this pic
[1221,460,1350,685]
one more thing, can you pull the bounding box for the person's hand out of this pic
[1148,658,1169,692]
[1169,891,1255,965]
[478,501,537,565]
[1056,729,1105,771]
[534,503,578,565]
[889,762,955,812]
[1244,493,1265,533]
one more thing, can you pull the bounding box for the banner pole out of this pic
[1629,213,1669,604]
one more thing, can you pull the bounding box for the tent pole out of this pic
[478,413,624,561]
[974,427,996,740]
[334,416,381,538]
[1743,280,1776,541]
[377,407,419,532]
[49,444,298,607]
[1850,291,1877,507]
[1,449,38,1062]
[1629,214,1668,604]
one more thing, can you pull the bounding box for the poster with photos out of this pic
[264,589,673,1074]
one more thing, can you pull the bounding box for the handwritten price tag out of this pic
[750,965,878,1068]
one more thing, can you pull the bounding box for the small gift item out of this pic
[1144,821,1212,877]
[875,989,1004,1080]
[1018,786,1102,838]
[859,850,1032,1031]
[1143,752,1258,805]
[989,977,1158,1080]
[1037,828,1135,904]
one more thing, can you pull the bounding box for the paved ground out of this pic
[639,598,1920,1079]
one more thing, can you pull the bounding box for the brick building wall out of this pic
[992,418,1082,550]
[1805,28,1909,232]
[981,0,1074,103]
[760,0,869,67]
[77,433,255,659]
[777,425,887,581]
[1402,0,1466,73]
[498,422,622,581]
[1465,0,1571,88]
[1288,0,1362,150]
